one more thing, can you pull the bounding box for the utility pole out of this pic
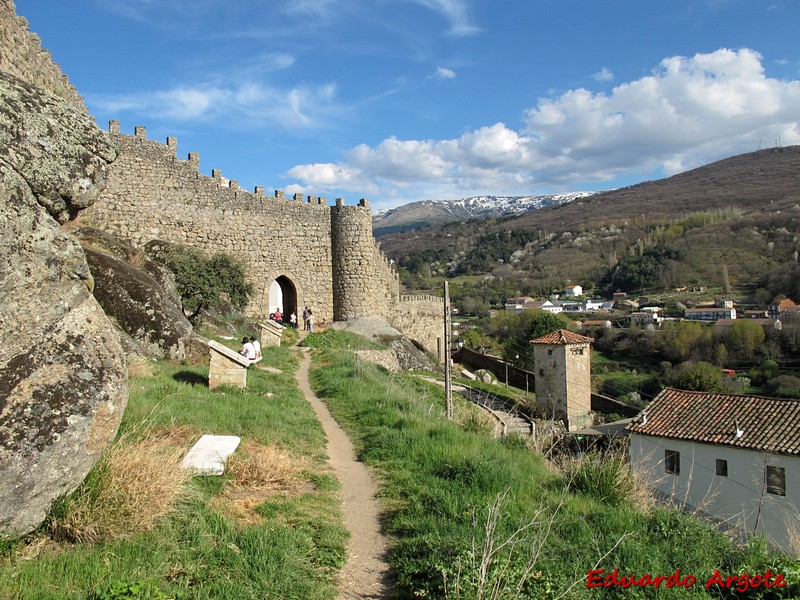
[444,281,452,420]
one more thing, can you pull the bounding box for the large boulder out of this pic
[331,316,441,372]
[83,246,194,360]
[70,227,194,360]
[0,72,127,535]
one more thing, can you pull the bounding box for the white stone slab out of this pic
[182,434,241,476]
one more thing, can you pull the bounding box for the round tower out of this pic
[330,198,379,321]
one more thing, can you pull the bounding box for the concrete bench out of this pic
[208,340,256,389]
[259,320,285,347]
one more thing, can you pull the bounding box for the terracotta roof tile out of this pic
[626,388,800,456]
[530,329,594,345]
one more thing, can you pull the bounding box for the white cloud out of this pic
[435,66,457,80]
[91,79,339,129]
[593,67,614,82]
[281,0,338,17]
[408,0,479,36]
[287,48,800,205]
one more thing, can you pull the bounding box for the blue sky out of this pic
[16,0,800,210]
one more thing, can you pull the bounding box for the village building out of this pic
[714,318,782,333]
[769,298,796,318]
[743,309,770,319]
[564,284,583,297]
[684,306,737,322]
[629,311,663,327]
[504,296,536,311]
[627,389,800,553]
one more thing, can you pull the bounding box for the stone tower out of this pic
[531,329,594,432]
[330,198,391,321]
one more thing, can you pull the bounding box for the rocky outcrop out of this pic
[70,227,194,360]
[83,246,193,360]
[330,316,441,372]
[0,71,127,535]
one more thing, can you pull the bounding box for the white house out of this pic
[564,284,582,297]
[583,299,604,311]
[684,307,737,321]
[627,389,800,553]
[629,311,663,326]
[529,300,563,314]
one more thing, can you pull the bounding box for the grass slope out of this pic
[308,335,800,599]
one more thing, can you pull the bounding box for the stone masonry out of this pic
[0,0,85,113]
[79,124,403,327]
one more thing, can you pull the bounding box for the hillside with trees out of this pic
[379,146,800,304]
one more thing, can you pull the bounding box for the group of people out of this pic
[271,305,314,332]
[239,335,261,361]
[271,307,303,329]
[239,304,318,359]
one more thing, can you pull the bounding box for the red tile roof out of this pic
[530,329,594,345]
[773,299,796,311]
[626,388,800,456]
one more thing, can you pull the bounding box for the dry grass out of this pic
[126,353,156,377]
[451,398,498,436]
[214,440,311,526]
[49,427,195,543]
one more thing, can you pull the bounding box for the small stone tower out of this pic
[531,329,594,432]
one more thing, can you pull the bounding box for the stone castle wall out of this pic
[81,122,406,328]
[390,295,445,360]
[82,124,338,322]
[0,0,85,112]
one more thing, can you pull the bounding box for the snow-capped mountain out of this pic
[372,192,598,235]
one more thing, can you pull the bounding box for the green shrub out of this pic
[146,242,252,323]
[89,580,171,600]
[564,451,634,506]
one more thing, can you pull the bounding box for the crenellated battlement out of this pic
[107,120,374,209]
[0,0,85,112]
[399,294,444,305]
[81,119,398,327]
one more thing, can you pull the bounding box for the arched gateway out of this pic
[266,275,297,324]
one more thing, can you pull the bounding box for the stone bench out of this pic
[208,340,257,389]
[259,320,285,347]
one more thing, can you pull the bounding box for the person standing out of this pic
[302,306,310,330]
[290,312,297,329]
[306,308,314,333]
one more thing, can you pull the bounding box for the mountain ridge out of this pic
[378,145,800,256]
[372,192,597,236]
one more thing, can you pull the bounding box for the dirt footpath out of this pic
[295,349,391,599]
